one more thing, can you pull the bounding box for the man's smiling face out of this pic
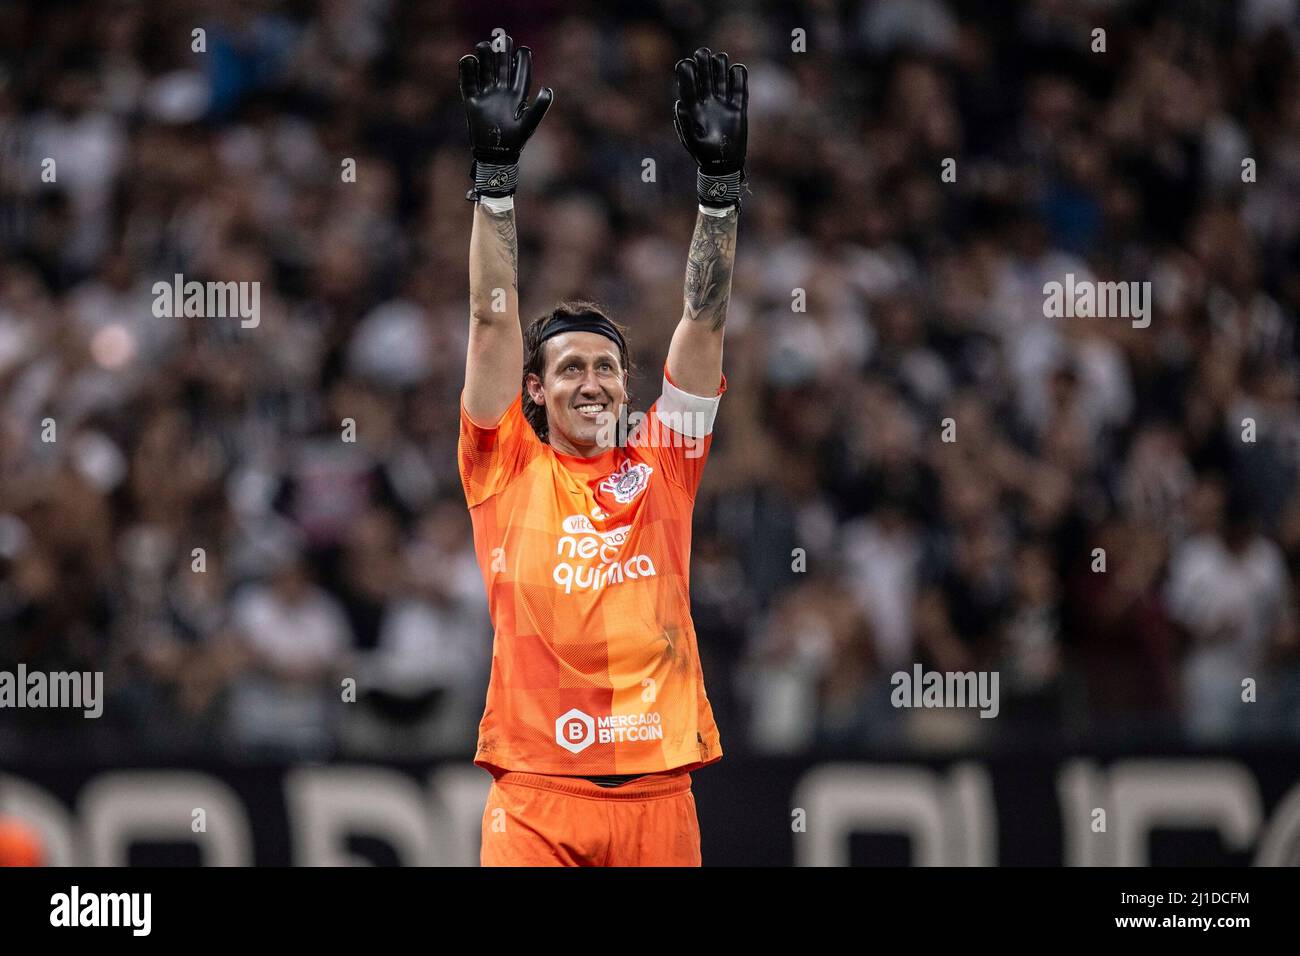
[526,330,628,457]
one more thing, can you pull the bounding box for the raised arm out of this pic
[465,203,523,425]
[667,47,747,396]
[458,34,552,426]
[668,206,738,394]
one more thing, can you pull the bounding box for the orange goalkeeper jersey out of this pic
[458,365,725,776]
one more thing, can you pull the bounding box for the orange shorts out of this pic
[480,769,702,867]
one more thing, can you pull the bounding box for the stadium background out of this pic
[2,0,1300,865]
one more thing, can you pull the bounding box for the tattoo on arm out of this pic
[491,208,519,288]
[683,209,737,332]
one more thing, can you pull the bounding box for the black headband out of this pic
[539,311,626,353]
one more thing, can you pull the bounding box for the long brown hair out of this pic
[522,300,632,442]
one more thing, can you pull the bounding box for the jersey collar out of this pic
[549,444,621,477]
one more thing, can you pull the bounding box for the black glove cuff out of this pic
[466,161,520,202]
[697,169,743,209]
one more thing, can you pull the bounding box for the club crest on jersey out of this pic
[599,461,652,504]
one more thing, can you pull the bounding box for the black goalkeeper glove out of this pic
[458,34,553,201]
[673,47,748,209]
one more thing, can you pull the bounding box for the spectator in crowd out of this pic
[227,549,352,758]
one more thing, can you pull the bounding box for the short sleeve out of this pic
[458,391,543,508]
[630,364,726,498]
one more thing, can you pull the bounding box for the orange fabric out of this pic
[479,770,701,866]
[458,370,726,776]
[0,818,43,866]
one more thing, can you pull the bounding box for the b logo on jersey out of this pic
[599,461,652,504]
[555,708,595,753]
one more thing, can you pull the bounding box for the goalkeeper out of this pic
[456,34,746,866]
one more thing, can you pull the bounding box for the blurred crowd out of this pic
[2,0,1300,762]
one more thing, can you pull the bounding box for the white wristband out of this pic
[698,203,733,217]
[480,194,515,214]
